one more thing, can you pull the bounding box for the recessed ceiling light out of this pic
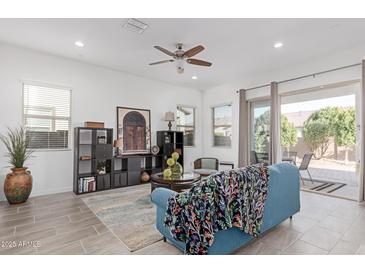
[75,41,84,48]
[274,42,283,48]
[192,76,198,80]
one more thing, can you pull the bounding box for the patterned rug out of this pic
[301,180,346,194]
[82,184,163,252]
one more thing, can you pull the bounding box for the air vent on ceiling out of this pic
[123,18,148,34]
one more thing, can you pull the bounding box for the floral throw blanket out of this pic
[164,164,269,255]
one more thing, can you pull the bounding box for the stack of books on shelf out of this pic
[78,177,96,193]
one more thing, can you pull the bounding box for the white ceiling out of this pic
[1,18,365,90]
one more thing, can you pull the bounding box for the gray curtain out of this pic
[270,82,280,164]
[360,60,365,202]
[238,89,249,167]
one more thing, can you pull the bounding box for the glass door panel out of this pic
[280,84,359,200]
[250,100,270,164]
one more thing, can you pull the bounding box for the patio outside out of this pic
[299,158,358,199]
[281,94,358,200]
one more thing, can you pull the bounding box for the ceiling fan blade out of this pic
[184,45,205,58]
[186,58,212,67]
[154,46,176,57]
[149,60,174,65]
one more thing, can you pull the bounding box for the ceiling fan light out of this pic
[176,58,184,74]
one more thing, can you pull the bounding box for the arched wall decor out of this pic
[117,106,151,154]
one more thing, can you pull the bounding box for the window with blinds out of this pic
[23,83,71,150]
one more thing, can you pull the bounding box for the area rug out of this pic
[82,184,163,252]
[301,180,346,194]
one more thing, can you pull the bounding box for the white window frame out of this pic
[22,80,72,151]
[176,104,196,147]
[212,103,232,148]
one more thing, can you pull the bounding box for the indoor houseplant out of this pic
[0,127,34,204]
[163,151,183,178]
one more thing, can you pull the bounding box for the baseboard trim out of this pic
[0,186,73,201]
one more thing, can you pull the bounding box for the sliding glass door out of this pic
[280,82,360,200]
[249,100,270,164]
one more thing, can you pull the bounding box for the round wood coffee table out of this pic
[150,172,201,193]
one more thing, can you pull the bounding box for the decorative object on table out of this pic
[151,145,160,155]
[163,168,172,178]
[141,171,151,183]
[117,106,151,155]
[164,111,175,131]
[163,151,183,178]
[84,121,105,129]
[113,138,123,156]
[0,127,34,204]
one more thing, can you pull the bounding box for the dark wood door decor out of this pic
[123,111,146,151]
[117,107,151,155]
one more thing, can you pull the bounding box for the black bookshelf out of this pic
[157,131,184,170]
[73,127,113,194]
[113,154,163,187]
[73,127,163,195]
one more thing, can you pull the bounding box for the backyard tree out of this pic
[334,108,356,164]
[303,106,355,161]
[307,107,340,136]
[254,111,270,153]
[303,119,331,159]
[303,107,339,159]
[254,111,297,152]
[281,115,297,152]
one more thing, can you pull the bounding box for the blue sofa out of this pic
[151,163,300,255]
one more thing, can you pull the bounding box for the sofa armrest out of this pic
[151,188,177,208]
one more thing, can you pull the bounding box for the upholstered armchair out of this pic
[193,158,219,176]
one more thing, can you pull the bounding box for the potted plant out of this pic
[0,127,34,204]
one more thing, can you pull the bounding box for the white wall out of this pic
[202,44,365,167]
[2,41,365,200]
[0,43,203,200]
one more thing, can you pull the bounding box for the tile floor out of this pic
[0,185,364,255]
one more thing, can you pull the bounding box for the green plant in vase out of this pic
[0,127,34,204]
[163,152,183,179]
[170,152,183,178]
[163,167,172,178]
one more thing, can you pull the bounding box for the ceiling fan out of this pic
[149,43,212,74]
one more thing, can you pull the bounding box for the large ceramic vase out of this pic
[4,167,33,204]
